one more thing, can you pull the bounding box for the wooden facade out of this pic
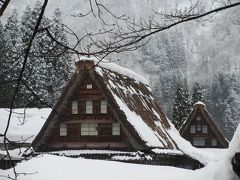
[44,74,131,151]
[32,59,180,152]
[31,59,202,169]
[179,102,228,148]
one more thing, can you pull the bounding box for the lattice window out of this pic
[196,116,201,121]
[87,84,92,89]
[60,123,67,136]
[112,123,120,135]
[211,138,217,146]
[101,100,107,114]
[190,125,196,133]
[86,100,93,114]
[72,101,78,114]
[202,125,208,133]
[81,123,98,136]
[193,137,205,146]
[197,124,201,131]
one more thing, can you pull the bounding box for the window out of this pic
[190,125,196,133]
[86,101,93,114]
[101,100,107,114]
[211,138,217,146]
[112,123,120,135]
[87,84,92,89]
[193,137,205,146]
[60,123,67,136]
[196,116,201,121]
[81,123,98,136]
[202,125,208,133]
[72,101,78,114]
[197,124,201,131]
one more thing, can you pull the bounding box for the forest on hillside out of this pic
[1,0,240,140]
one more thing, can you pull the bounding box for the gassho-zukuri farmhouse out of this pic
[1,57,229,170]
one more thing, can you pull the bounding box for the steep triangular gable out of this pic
[179,102,228,148]
[32,60,180,151]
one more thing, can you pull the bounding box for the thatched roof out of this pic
[179,102,228,148]
[32,58,180,152]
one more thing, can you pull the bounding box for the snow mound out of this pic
[0,108,51,143]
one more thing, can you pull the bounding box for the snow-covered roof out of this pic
[0,108,51,143]
[95,65,178,149]
[33,59,180,151]
[77,56,149,85]
[179,103,228,148]
[193,101,206,106]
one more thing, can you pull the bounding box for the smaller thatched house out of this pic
[179,102,228,148]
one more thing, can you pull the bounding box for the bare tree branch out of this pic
[3,0,49,179]
[40,1,240,59]
[0,0,10,16]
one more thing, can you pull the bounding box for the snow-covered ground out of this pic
[0,108,51,143]
[1,110,240,180]
[0,152,237,180]
[1,125,240,180]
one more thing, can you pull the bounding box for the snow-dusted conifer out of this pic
[191,83,204,106]
[172,85,191,129]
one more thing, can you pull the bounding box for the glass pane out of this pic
[72,101,78,114]
[190,125,196,133]
[87,84,92,89]
[101,100,107,114]
[202,125,208,133]
[112,123,120,135]
[193,137,205,146]
[60,123,67,136]
[86,101,93,114]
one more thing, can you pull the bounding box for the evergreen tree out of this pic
[1,9,23,107]
[191,82,204,105]
[0,21,9,107]
[43,8,72,105]
[172,85,191,129]
[16,3,72,107]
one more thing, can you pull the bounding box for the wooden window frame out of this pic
[202,125,208,134]
[193,137,205,146]
[86,100,93,114]
[196,116,201,121]
[190,125,196,133]
[72,101,78,114]
[81,123,98,136]
[112,123,120,135]
[211,138,217,146]
[197,124,201,131]
[86,84,93,89]
[60,123,67,136]
[100,100,107,114]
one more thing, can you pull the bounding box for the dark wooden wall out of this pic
[42,75,131,151]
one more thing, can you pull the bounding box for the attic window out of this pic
[87,84,92,89]
[81,123,98,136]
[86,101,93,114]
[60,123,67,136]
[202,125,208,133]
[211,138,217,146]
[196,116,201,121]
[101,100,107,114]
[72,101,78,114]
[190,125,196,133]
[112,123,120,135]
